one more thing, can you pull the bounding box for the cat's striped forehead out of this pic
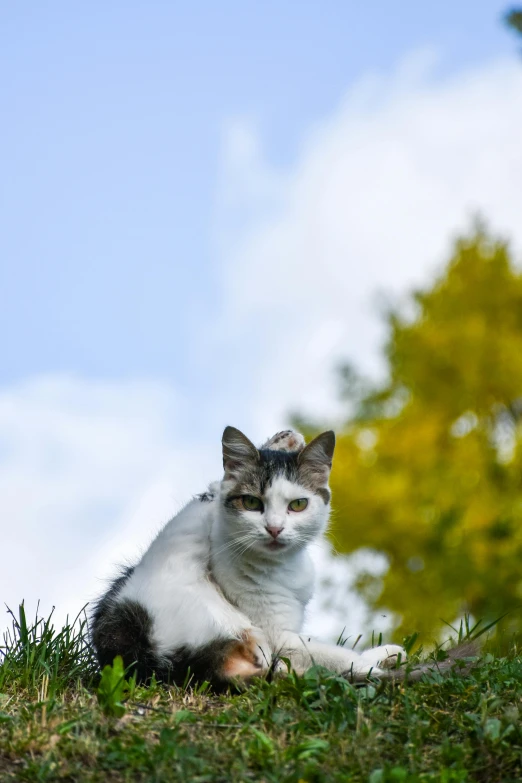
[225,448,330,505]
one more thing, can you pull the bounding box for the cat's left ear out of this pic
[297,431,335,486]
[222,426,259,481]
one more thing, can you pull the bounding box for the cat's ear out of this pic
[298,431,335,486]
[222,426,259,481]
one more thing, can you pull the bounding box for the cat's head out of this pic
[218,426,335,559]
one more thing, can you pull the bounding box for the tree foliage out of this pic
[326,226,522,643]
[506,8,522,37]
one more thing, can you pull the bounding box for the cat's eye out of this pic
[288,498,308,512]
[242,495,264,512]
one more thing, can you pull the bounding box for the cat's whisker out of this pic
[211,534,256,557]
[228,544,257,563]
[291,533,316,546]
[228,537,258,562]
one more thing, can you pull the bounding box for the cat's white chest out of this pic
[213,551,315,634]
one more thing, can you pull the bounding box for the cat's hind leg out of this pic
[268,632,406,677]
[270,631,378,676]
[358,644,407,670]
[174,627,275,690]
[220,628,274,679]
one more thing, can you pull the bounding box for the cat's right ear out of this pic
[222,426,259,481]
[297,430,335,487]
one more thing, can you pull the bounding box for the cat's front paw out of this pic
[359,644,407,670]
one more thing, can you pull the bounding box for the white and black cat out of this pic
[91,426,408,689]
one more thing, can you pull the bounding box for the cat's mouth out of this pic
[266,540,286,550]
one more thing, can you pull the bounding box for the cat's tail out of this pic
[346,641,480,684]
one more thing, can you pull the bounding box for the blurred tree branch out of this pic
[505,8,522,36]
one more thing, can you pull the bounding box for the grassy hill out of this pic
[1,606,522,782]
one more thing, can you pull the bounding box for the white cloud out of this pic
[216,53,522,426]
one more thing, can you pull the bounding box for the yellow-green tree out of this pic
[327,226,522,642]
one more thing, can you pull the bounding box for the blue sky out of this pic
[1,1,514,387]
[1,1,521,638]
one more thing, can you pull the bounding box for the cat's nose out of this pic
[266,525,283,539]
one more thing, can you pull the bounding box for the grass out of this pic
[2,606,522,782]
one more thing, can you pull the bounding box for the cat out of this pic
[90,426,408,689]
